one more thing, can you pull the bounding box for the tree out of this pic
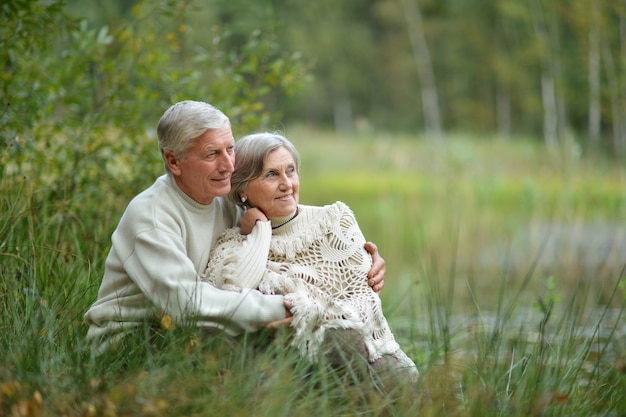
[588,0,601,145]
[527,0,568,152]
[400,0,442,142]
[1,0,74,155]
[1,0,309,214]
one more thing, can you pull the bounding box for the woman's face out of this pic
[242,146,299,218]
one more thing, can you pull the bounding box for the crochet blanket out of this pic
[203,201,416,373]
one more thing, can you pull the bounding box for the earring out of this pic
[241,196,247,203]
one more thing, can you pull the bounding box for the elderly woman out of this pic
[203,132,418,384]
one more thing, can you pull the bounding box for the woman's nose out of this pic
[278,174,291,189]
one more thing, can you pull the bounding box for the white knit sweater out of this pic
[203,201,417,372]
[84,175,286,354]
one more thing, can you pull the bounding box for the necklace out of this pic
[271,207,299,229]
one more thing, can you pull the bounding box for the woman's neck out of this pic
[268,207,299,229]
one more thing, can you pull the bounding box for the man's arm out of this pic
[129,229,286,332]
[364,241,385,293]
[266,300,294,328]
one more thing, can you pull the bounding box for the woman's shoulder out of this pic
[300,201,352,215]
[295,201,355,230]
[317,201,355,222]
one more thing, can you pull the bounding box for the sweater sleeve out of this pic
[204,220,273,290]
[124,225,284,334]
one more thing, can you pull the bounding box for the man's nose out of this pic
[219,153,235,171]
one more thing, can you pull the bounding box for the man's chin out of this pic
[211,184,231,197]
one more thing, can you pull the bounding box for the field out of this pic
[1,130,625,416]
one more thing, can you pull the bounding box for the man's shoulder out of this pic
[124,175,169,212]
[120,175,242,228]
[212,197,244,225]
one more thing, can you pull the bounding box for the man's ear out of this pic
[164,150,181,175]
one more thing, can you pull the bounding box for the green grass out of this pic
[1,130,625,416]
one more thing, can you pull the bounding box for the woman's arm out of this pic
[239,207,268,235]
[204,221,273,289]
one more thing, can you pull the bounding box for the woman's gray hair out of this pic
[157,100,230,173]
[229,132,300,206]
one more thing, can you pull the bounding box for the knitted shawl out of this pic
[203,201,414,369]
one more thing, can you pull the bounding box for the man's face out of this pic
[166,124,235,205]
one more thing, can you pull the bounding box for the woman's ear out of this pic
[164,150,181,175]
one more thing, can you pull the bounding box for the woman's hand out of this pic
[240,207,268,235]
[364,241,385,293]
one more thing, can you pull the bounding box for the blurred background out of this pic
[4,0,626,151]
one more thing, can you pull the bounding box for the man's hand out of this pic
[364,241,385,293]
[240,207,268,235]
[266,300,294,328]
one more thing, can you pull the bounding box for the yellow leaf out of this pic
[33,391,43,406]
[161,314,171,330]
[84,403,97,417]
[1,381,20,396]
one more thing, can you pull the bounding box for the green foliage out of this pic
[1,0,72,129]
[1,0,310,220]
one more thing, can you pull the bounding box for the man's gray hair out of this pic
[157,100,229,172]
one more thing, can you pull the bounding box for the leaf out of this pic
[161,314,172,330]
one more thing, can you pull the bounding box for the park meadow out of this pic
[1,129,624,417]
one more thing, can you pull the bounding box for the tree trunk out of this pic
[540,74,559,151]
[400,0,443,142]
[496,81,512,139]
[530,0,561,152]
[332,85,353,135]
[588,1,601,145]
[615,0,626,156]
[602,26,625,156]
